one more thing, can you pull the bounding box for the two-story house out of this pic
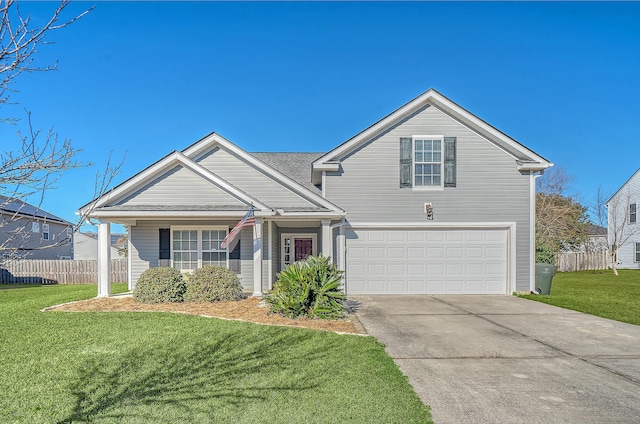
[607,168,640,269]
[79,89,552,297]
[1,195,73,260]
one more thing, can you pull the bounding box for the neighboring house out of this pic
[79,89,551,297]
[585,225,609,252]
[73,232,125,260]
[0,195,73,260]
[606,168,640,269]
[560,224,608,253]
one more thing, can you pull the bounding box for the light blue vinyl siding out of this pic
[195,147,320,209]
[129,220,256,290]
[324,104,532,291]
[115,165,245,207]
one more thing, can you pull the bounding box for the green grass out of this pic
[519,269,640,325]
[0,284,431,423]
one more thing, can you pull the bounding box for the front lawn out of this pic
[519,269,640,326]
[0,284,431,423]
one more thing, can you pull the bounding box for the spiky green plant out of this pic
[265,255,346,319]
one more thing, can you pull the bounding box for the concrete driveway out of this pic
[351,295,640,424]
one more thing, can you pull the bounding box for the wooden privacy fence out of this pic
[0,259,128,284]
[556,251,609,272]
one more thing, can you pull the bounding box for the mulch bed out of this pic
[45,296,365,335]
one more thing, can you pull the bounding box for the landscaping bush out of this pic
[535,241,557,264]
[133,267,186,304]
[265,255,346,319]
[184,265,244,302]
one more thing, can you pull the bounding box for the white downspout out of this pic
[530,170,544,293]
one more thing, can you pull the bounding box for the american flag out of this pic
[220,207,255,249]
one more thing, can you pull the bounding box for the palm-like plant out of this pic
[265,255,346,319]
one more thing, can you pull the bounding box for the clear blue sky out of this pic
[2,1,639,232]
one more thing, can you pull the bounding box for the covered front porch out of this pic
[94,212,345,298]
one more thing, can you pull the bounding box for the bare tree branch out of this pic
[0,2,126,261]
[606,187,640,276]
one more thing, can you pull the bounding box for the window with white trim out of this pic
[42,224,50,240]
[202,229,227,266]
[171,227,228,271]
[635,243,640,262]
[400,136,456,189]
[630,203,637,224]
[414,137,442,187]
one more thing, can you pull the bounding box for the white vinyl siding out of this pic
[607,171,640,270]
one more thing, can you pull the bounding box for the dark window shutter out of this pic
[400,137,412,188]
[229,231,241,272]
[159,229,170,260]
[229,237,241,260]
[444,137,457,187]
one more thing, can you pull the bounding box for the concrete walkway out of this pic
[351,295,640,424]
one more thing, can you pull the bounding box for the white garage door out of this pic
[346,228,508,294]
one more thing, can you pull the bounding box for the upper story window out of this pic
[414,138,442,187]
[400,136,456,189]
[42,224,50,240]
[630,203,637,223]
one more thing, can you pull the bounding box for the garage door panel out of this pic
[349,247,366,259]
[426,280,445,292]
[466,247,483,258]
[388,232,406,242]
[369,280,386,292]
[466,263,483,276]
[368,263,385,274]
[407,232,425,242]
[408,263,425,274]
[408,280,426,292]
[388,263,405,275]
[407,247,425,259]
[346,228,508,294]
[427,247,444,258]
[388,280,406,292]
[446,231,464,242]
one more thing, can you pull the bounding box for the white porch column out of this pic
[338,224,346,273]
[97,220,112,297]
[253,217,263,297]
[321,219,333,263]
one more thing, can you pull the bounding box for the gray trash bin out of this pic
[535,263,557,295]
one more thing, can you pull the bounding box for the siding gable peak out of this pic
[311,89,552,184]
[80,151,269,215]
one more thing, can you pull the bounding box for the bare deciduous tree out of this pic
[535,167,590,259]
[605,186,640,276]
[0,1,124,259]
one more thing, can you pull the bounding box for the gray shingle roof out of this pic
[0,195,70,224]
[250,152,323,194]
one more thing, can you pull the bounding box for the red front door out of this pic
[294,238,313,262]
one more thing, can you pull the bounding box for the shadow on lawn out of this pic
[58,327,335,423]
